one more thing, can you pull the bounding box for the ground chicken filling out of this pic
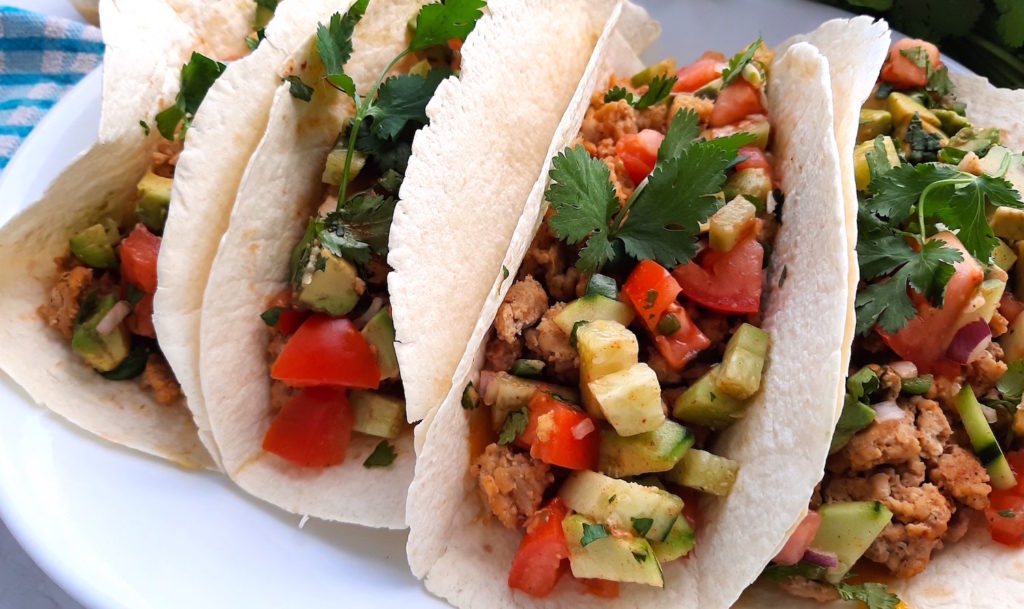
[41,140,183,405]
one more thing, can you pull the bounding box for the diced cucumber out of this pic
[900,374,933,396]
[361,308,399,381]
[830,395,876,454]
[651,516,695,563]
[666,448,738,496]
[559,470,683,541]
[716,323,770,399]
[723,167,772,202]
[955,385,1017,490]
[554,295,635,335]
[577,320,639,418]
[562,514,664,587]
[694,77,722,100]
[671,369,746,429]
[630,59,677,88]
[709,196,757,253]
[812,501,893,583]
[482,372,577,430]
[510,359,545,379]
[461,382,480,410]
[69,224,117,269]
[350,391,405,439]
[599,420,693,477]
[587,363,665,436]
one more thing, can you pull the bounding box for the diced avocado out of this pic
[483,372,578,430]
[554,295,635,335]
[295,246,364,316]
[901,374,933,396]
[651,515,696,563]
[349,390,405,439]
[693,77,722,100]
[322,136,366,186]
[812,501,893,583]
[933,108,970,134]
[887,92,939,130]
[672,369,746,429]
[709,196,757,253]
[559,470,684,541]
[853,136,900,191]
[69,223,117,269]
[631,59,677,88]
[585,273,618,300]
[408,58,431,78]
[723,167,772,202]
[577,320,640,418]
[946,126,1001,158]
[360,309,399,381]
[830,394,876,454]
[665,448,739,496]
[598,419,693,477]
[587,363,665,436]
[71,293,130,373]
[955,385,1017,490]
[994,240,1018,271]
[991,207,1024,242]
[1000,310,1024,363]
[134,170,173,233]
[857,108,892,143]
[716,323,770,399]
[562,514,664,587]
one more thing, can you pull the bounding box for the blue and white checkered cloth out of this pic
[0,7,102,169]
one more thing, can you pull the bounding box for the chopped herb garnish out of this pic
[631,517,654,537]
[285,75,314,102]
[904,114,942,163]
[608,494,616,504]
[643,289,658,309]
[720,38,763,87]
[603,74,677,110]
[139,120,150,136]
[100,341,152,381]
[498,407,529,445]
[999,509,1017,518]
[580,522,609,547]
[461,382,480,410]
[632,550,649,563]
[363,440,397,468]
[836,582,901,609]
[569,320,588,349]
[778,265,788,287]
[155,52,227,140]
[260,306,286,327]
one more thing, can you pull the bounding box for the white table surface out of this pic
[0,4,89,608]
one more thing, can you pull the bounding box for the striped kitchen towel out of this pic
[0,6,103,169]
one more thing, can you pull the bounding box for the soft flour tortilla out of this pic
[406,33,853,609]
[737,63,1024,609]
[391,0,660,424]
[154,0,349,467]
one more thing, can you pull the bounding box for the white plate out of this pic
[0,2,865,608]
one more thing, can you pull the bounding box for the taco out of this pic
[195,0,651,527]
[406,19,856,609]
[0,0,332,467]
[742,33,1024,609]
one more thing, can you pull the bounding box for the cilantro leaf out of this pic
[139,120,150,136]
[409,0,486,51]
[604,86,630,104]
[156,52,226,140]
[997,360,1024,401]
[547,146,618,247]
[929,172,1023,262]
[319,227,371,265]
[631,517,654,536]
[864,162,959,224]
[498,407,529,445]
[260,307,285,327]
[363,440,397,468]
[721,38,763,87]
[905,114,942,164]
[367,70,450,140]
[928,65,955,97]
[658,109,701,162]
[836,582,901,609]
[355,119,414,174]
[580,522,609,547]
[316,0,369,93]
[899,45,930,68]
[285,75,314,102]
[326,192,397,256]
[865,135,895,184]
[601,75,677,110]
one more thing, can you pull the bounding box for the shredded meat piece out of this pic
[872,364,902,400]
[913,397,952,463]
[494,277,548,344]
[40,266,94,339]
[151,139,183,178]
[524,303,580,384]
[992,311,1009,338]
[518,222,585,302]
[580,96,637,144]
[484,333,522,372]
[930,446,991,510]
[141,353,182,406]
[943,507,973,545]
[777,577,840,602]
[647,348,683,385]
[471,443,553,529]
[637,102,669,132]
[927,375,962,411]
[686,302,731,350]
[829,410,919,473]
[602,155,635,202]
[966,343,1007,397]
[671,93,714,124]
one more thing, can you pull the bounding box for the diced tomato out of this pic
[673,236,764,314]
[262,386,354,467]
[266,290,308,335]
[673,57,722,93]
[1001,450,1024,497]
[615,129,664,184]
[880,38,941,89]
[518,391,600,470]
[271,315,381,388]
[710,80,764,128]
[126,292,156,338]
[623,259,683,332]
[1001,293,1024,325]
[735,146,772,174]
[120,224,160,293]
[508,499,570,598]
[448,38,463,52]
[773,511,821,565]
[580,579,620,598]
[653,302,710,369]
[879,233,983,373]
[986,491,1024,547]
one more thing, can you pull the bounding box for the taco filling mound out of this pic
[763,38,1024,606]
[457,41,783,597]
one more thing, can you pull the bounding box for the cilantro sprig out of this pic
[545,109,754,273]
[363,440,397,468]
[155,53,227,140]
[762,564,901,609]
[603,74,677,110]
[899,46,954,97]
[720,38,763,87]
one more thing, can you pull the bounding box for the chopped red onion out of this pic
[571,418,596,440]
[946,320,992,364]
[96,300,131,336]
[889,360,918,379]
[774,511,821,565]
[353,297,384,329]
[802,548,839,568]
[479,370,498,405]
[981,404,999,424]
[872,400,905,423]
